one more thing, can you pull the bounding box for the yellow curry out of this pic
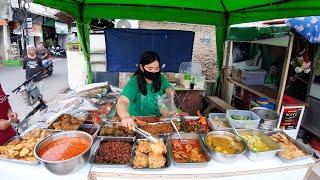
[240,133,270,152]
[206,135,244,154]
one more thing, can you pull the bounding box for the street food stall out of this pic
[2,0,320,179]
[0,83,317,179]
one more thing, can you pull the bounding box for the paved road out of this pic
[0,58,69,119]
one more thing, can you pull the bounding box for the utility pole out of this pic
[18,0,28,57]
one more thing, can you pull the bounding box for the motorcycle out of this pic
[49,45,66,58]
[42,58,53,77]
[12,71,48,134]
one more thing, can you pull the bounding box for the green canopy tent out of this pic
[34,0,320,95]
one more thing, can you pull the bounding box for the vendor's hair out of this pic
[134,51,162,95]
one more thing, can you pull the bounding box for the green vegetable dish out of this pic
[231,115,252,120]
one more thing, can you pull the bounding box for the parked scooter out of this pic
[42,58,53,77]
[49,45,66,58]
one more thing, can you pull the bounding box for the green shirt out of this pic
[122,74,171,116]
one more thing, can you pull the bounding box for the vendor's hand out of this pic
[7,111,18,123]
[121,117,136,131]
[166,87,175,96]
[0,119,11,131]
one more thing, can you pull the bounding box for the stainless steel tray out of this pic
[131,138,171,170]
[138,120,181,136]
[97,122,136,140]
[267,130,313,163]
[0,136,39,165]
[89,137,135,168]
[236,129,281,161]
[46,114,84,131]
[168,133,211,167]
[182,117,211,134]
[78,124,100,139]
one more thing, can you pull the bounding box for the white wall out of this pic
[89,33,106,72]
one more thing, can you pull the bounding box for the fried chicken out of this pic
[137,141,152,153]
[0,128,52,162]
[148,153,166,168]
[132,151,148,168]
[150,140,167,155]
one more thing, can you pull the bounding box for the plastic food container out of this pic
[226,110,261,129]
[236,69,267,85]
[207,113,233,132]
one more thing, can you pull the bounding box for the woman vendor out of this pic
[0,83,18,145]
[116,51,174,130]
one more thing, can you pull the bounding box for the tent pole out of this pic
[215,26,229,96]
[76,4,93,84]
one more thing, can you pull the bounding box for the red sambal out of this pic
[39,137,90,161]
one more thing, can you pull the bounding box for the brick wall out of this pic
[119,21,217,88]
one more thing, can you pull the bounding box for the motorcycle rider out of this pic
[36,42,50,60]
[23,45,44,97]
[36,42,53,76]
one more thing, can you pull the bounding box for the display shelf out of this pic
[227,77,278,104]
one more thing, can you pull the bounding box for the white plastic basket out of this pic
[226,110,261,129]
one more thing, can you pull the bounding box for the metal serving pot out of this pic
[34,131,93,175]
[251,107,279,131]
[204,131,246,163]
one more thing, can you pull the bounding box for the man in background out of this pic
[36,42,51,60]
[23,45,43,82]
[23,45,44,100]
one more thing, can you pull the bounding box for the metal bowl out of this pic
[251,107,279,131]
[34,131,93,175]
[204,131,246,163]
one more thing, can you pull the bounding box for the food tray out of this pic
[138,120,181,136]
[89,137,135,168]
[131,138,171,170]
[82,111,106,124]
[267,131,313,163]
[0,136,39,165]
[135,115,161,124]
[46,114,84,131]
[207,113,233,132]
[182,117,211,134]
[202,131,246,164]
[159,117,181,122]
[78,124,100,138]
[227,110,261,129]
[97,122,136,140]
[168,133,211,167]
[236,129,281,161]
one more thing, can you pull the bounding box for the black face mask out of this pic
[143,69,160,81]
